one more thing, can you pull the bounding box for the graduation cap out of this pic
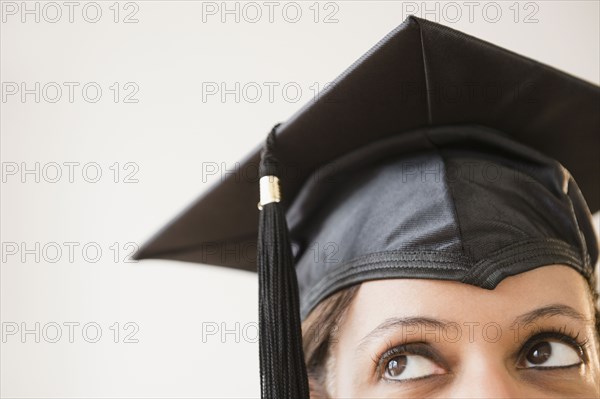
[134,16,599,398]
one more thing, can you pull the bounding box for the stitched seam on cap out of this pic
[481,253,588,289]
[422,129,470,264]
[336,249,470,269]
[463,238,584,286]
[301,259,467,318]
[302,250,471,314]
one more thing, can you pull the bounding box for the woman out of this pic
[136,16,600,398]
[303,266,600,397]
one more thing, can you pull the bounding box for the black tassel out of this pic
[257,124,310,399]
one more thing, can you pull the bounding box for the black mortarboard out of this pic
[134,16,599,398]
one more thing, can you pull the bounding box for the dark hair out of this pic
[301,273,600,397]
[302,285,359,398]
[588,272,600,343]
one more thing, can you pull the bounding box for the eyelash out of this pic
[373,324,590,379]
[373,340,442,380]
[518,324,590,367]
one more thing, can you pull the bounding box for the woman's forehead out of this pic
[351,265,593,323]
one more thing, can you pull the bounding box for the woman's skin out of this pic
[326,265,600,398]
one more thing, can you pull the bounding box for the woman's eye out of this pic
[383,354,444,381]
[521,340,582,368]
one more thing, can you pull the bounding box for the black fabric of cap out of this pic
[134,16,600,276]
[288,124,597,319]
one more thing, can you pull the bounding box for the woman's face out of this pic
[328,265,600,398]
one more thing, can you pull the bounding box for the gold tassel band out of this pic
[258,175,281,210]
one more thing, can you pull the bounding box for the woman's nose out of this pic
[447,353,526,399]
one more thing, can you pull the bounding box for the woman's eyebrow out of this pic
[510,303,590,327]
[356,304,591,352]
[357,317,450,352]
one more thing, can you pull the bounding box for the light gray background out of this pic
[1,1,599,397]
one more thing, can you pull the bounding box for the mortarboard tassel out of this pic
[257,124,310,398]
